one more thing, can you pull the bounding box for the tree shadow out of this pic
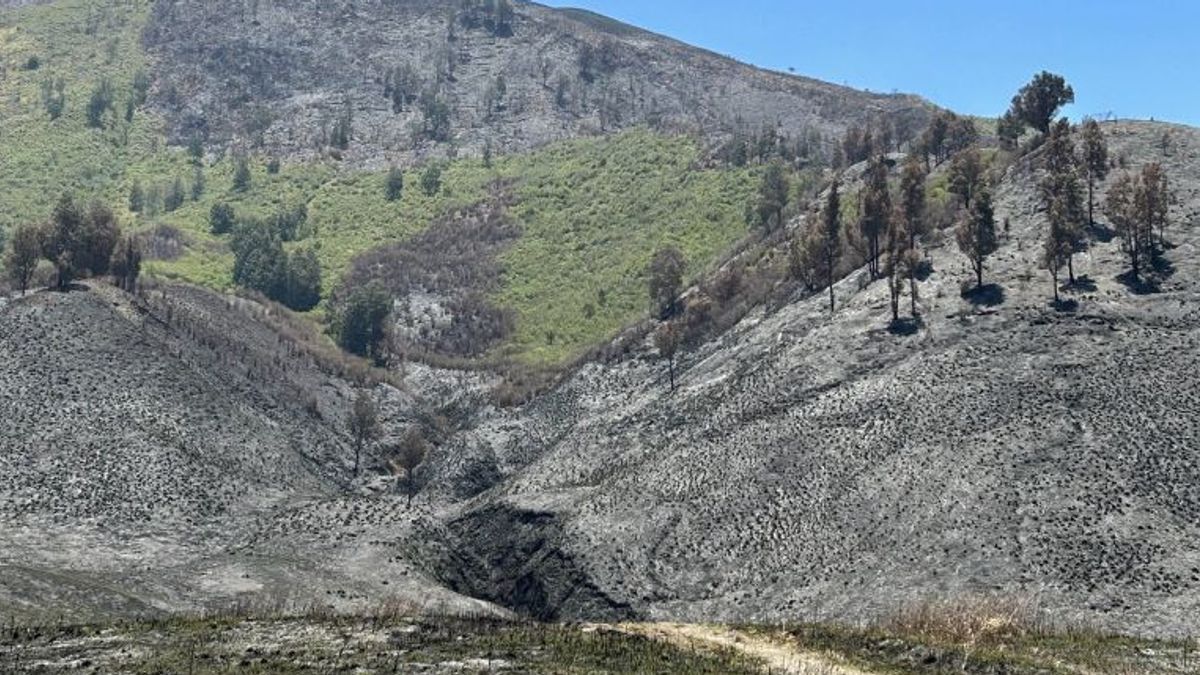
[913,259,934,282]
[50,282,89,293]
[1116,256,1175,295]
[1085,221,1116,244]
[1066,275,1098,293]
[961,283,1006,307]
[1051,297,1079,312]
[887,316,923,336]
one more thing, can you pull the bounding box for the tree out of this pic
[956,189,998,289]
[347,391,381,477]
[1139,162,1170,249]
[857,155,891,279]
[1040,119,1085,284]
[85,78,114,128]
[188,135,205,164]
[4,224,42,294]
[390,429,429,507]
[337,283,393,363]
[191,167,205,201]
[41,195,120,289]
[997,110,1024,151]
[883,207,908,324]
[816,177,844,312]
[419,91,451,142]
[948,147,986,210]
[231,220,288,299]
[163,176,186,212]
[647,246,686,318]
[420,163,443,196]
[898,156,927,316]
[1080,118,1109,227]
[1043,196,1074,304]
[385,167,404,202]
[233,156,252,192]
[654,320,682,393]
[1106,172,1148,281]
[210,203,235,235]
[284,248,322,312]
[129,180,145,214]
[755,161,790,231]
[1009,71,1075,135]
[110,234,142,293]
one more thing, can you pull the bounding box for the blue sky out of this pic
[539,1,1199,126]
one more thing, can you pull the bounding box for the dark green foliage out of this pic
[998,110,1024,151]
[857,156,891,278]
[285,248,322,312]
[209,203,235,235]
[128,180,144,213]
[40,77,66,120]
[191,167,205,201]
[163,176,186,212]
[948,147,986,210]
[1009,71,1075,135]
[131,69,151,106]
[919,110,977,168]
[4,224,43,293]
[956,190,998,289]
[841,125,874,165]
[271,203,309,242]
[755,161,790,231]
[110,234,142,293]
[337,283,393,363]
[229,219,322,310]
[647,246,686,318]
[187,135,204,163]
[1080,118,1108,226]
[231,219,287,299]
[419,91,451,142]
[266,157,281,174]
[85,78,115,128]
[42,195,120,288]
[330,114,352,150]
[385,167,404,202]
[23,55,40,71]
[1040,119,1085,288]
[232,157,252,192]
[384,63,421,113]
[421,163,443,197]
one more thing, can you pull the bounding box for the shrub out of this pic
[209,203,235,235]
[336,283,393,363]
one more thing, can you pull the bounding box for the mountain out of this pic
[3,0,1200,647]
[141,0,929,166]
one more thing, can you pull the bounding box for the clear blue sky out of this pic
[539,0,1199,126]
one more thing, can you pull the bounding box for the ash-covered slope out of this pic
[416,121,1200,635]
[141,0,928,165]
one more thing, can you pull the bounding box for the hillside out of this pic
[2,120,1198,641]
[0,0,932,366]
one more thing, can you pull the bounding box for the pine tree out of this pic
[898,156,927,316]
[858,156,890,278]
[820,179,843,312]
[1009,71,1075,135]
[1040,119,1085,285]
[4,223,43,294]
[1080,118,1109,228]
[756,161,790,231]
[956,190,998,289]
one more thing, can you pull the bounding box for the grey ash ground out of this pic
[2,121,1199,639]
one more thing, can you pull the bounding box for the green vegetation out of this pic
[0,614,764,674]
[0,2,755,365]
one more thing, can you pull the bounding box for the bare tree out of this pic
[347,391,381,477]
[654,321,682,393]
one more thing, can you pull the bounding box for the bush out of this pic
[232,157,252,192]
[385,167,404,202]
[421,163,443,196]
[86,79,115,128]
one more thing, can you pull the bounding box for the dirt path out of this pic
[603,622,873,675]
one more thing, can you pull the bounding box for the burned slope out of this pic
[141,0,929,165]
[0,282,449,619]
[417,121,1200,636]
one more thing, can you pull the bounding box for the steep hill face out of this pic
[140,0,929,165]
[406,121,1200,635]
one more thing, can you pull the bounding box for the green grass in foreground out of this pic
[0,0,757,366]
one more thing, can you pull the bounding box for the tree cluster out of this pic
[229,219,322,312]
[4,195,141,293]
[917,110,978,169]
[336,282,394,364]
[1106,162,1170,282]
